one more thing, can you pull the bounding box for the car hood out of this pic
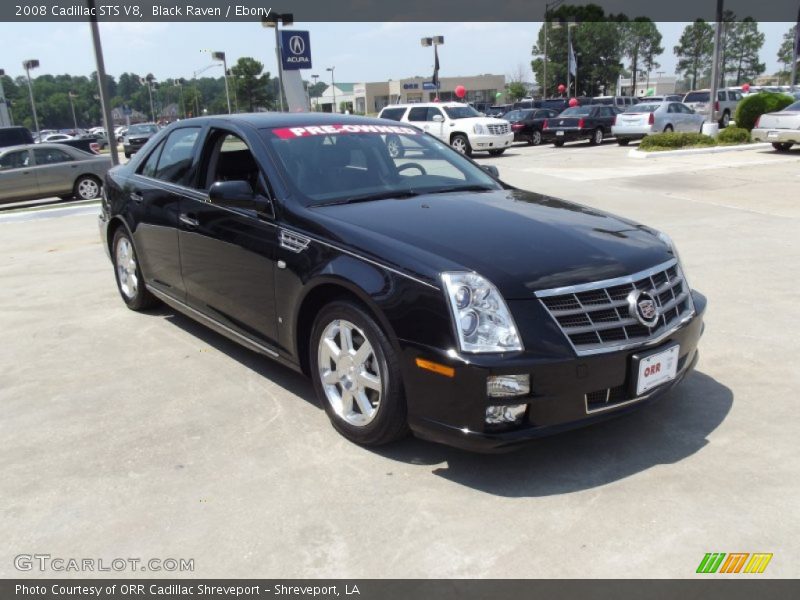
[308,189,673,299]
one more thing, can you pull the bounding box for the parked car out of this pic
[682,89,742,127]
[539,97,593,113]
[503,108,560,145]
[99,113,705,451]
[122,123,159,158]
[751,99,800,152]
[639,95,683,102]
[592,95,639,108]
[0,143,111,204]
[0,126,34,149]
[40,133,75,143]
[612,101,705,145]
[377,102,513,156]
[544,105,618,146]
[115,126,128,142]
[485,104,514,117]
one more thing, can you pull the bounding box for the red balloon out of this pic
[557,84,566,93]
[568,97,579,107]
[742,83,751,92]
[432,97,440,103]
[455,85,466,98]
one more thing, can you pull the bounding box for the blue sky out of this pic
[0,21,793,84]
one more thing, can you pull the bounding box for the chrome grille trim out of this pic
[535,259,695,356]
[487,123,510,135]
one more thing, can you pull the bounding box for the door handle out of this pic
[130,191,143,203]
[179,213,199,229]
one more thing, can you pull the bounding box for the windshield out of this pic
[684,92,710,103]
[559,107,591,116]
[443,105,481,119]
[128,124,158,135]
[503,110,531,121]
[263,123,501,207]
[627,104,662,113]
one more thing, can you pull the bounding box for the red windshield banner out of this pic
[272,124,419,139]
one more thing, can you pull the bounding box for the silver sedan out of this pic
[751,99,800,152]
[612,101,705,145]
[0,143,112,205]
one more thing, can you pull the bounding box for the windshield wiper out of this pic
[424,185,496,195]
[311,190,420,207]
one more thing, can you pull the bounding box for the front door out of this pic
[31,146,79,196]
[178,128,280,345]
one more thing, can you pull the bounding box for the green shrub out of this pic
[735,92,795,131]
[717,127,750,144]
[639,132,716,150]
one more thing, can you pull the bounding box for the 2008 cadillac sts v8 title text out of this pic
[99,113,706,451]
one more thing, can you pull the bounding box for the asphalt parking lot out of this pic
[2,141,799,578]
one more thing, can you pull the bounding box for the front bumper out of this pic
[752,128,800,144]
[401,290,706,452]
[470,132,514,151]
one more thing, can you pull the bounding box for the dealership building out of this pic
[316,74,507,114]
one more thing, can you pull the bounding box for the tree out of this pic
[777,25,797,83]
[723,18,765,85]
[674,19,714,90]
[229,57,272,112]
[530,4,626,98]
[620,18,663,97]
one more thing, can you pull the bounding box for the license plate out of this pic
[556,130,565,136]
[767,131,779,139]
[635,345,679,395]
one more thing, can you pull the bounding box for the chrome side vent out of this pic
[280,229,311,253]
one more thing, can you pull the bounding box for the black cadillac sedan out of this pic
[99,113,705,451]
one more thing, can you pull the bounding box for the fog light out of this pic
[485,404,527,425]
[487,374,530,398]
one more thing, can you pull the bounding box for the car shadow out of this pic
[373,370,732,497]
[144,307,731,498]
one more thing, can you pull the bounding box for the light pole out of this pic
[311,73,319,110]
[542,0,564,99]
[210,51,231,113]
[0,68,11,128]
[420,36,444,101]
[175,79,186,119]
[226,69,239,113]
[262,12,294,112]
[23,59,41,140]
[327,67,336,113]
[68,91,78,129]
[142,75,156,122]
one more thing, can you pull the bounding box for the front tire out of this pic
[450,134,472,156]
[112,228,159,311]
[553,140,565,147]
[74,175,102,200]
[310,301,409,446]
[772,142,794,152]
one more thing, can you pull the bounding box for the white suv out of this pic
[378,102,513,157]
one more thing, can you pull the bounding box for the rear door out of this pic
[178,126,280,345]
[31,146,78,196]
[0,149,36,202]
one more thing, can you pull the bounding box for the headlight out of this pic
[473,123,487,135]
[442,272,523,353]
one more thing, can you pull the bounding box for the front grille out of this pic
[536,260,694,356]
[487,123,510,135]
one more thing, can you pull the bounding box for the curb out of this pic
[628,142,772,159]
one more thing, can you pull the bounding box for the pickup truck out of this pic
[1,126,102,154]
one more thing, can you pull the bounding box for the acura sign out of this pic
[280,30,312,70]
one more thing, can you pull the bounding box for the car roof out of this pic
[0,143,81,152]
[379,103,467,110]
[172,111,457,129]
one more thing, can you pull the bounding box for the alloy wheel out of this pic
[115,237,138,299]
[77,178,100,200]
[451,137,467,154]
[317,319,382,427]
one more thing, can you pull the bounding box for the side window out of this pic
[668,103,678,113]
[139,140,165,179]
[407,107,428,122]
[33,147,73,165]
[379,108,406,122]
[201,131,263,193]
[153,127,200,185]
[718,91,726,101]
[427,108,444,121]
[0,150,30,170]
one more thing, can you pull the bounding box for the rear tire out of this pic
[73,175,102,200]
[719,111,731,128]
[589,128,604,145]
[553,140,565,147]
[124,152,131,159]
[663,125,674,133]
[310,301,409,446]
[617,138,631,146]
[772,142,794,152]
[111,228,159,311]
[530,130,542,146]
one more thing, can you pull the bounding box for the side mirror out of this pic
[482,165,499,178]
[432,114,444,122]
[209,180,272,216]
